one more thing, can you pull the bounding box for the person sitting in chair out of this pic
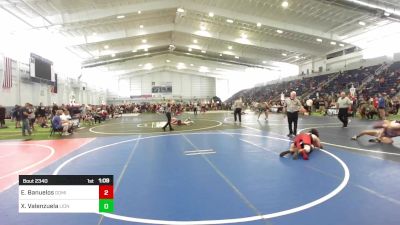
[52,110,69,136]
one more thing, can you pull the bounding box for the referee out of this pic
[284,91,303,137]
[233,97,243,123]
[336,91,352,128]
[162,103,174,131]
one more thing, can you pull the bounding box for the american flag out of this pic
[2,57,12,89]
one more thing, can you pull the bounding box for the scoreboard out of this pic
[19,175,113,213]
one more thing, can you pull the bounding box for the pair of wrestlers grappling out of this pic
[280,120,400,160]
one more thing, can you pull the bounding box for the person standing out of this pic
[336,92,352,127]
[233,97,243,123]
[21,103,32,136]
[377,93,386,120]
[193,102,198,115]
[284,91,303,137]
[162,103,174,131]
[0,105,6,128]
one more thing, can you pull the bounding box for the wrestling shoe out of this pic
[279,151,291,157]
[292,152,299,160]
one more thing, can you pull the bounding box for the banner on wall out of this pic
[151,82,172,93]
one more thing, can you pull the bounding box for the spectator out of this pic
[21,103,32,136]
[0,105,6,128]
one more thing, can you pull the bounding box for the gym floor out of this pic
[1,111,399,225]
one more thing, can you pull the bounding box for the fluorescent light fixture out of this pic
[138,10,141,14]
[282,53,287,56]
[177,62,186,70]
[235,56,239,59]
[359,21,366,26]
[190,64,194,66]
[228,46,232,50]
[139,25,144,28]
[339,43,345,47]
[199,66,209,73]
[241,33,248,39]
[177,8,185,13]
[104,45,109,49]
[219,53,223,56]
[295,56,299,59]
[144,63,153,70]
[262,61,267,64]
[277,30,283,34]
[193,39,198,43]
[138,64,143,67]
[142,39,147,43]
[201,50,206,53]
[316,38,323,42]
[226,19,234,23]
[111,53,116,57]
[256,22,262,27]
[330,41,337,45]
[166,59,171,63]
[384,12,391,17]
[116,15,125,19]
[209,12,214,17]
[132,49,137,53]
[92,32,97,36]
[188,48,192,52]
[144,48,148,51]
[282,1,289,8]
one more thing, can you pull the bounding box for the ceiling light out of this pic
[262,61,267,64]
[241,33,248,39]
[219,53,223,56]
[276,30,283,34]
[166,59,171,63]
[235,56,239,59]
[177,8,185,13]
[201,50,206,53]
[142,39,147,43]
[177,62,186,70]
[384,12,391,17]
[132,49,137,53]
[209,12,214,17]
[138,64,143,67]
[330,41,336,45]
[138,10,141,14]
[282,1,289,8]
[193,39,198,43]
[226,19,234,23]
[103,45,109,49]
[116,15,125,19]
[144,48,148,51]
[316,38,322,42]
[282,53,287,56]
[359,21,366,26]
[199,66,209,73]
[111,53,116,57]
[92,32,97,36]
[295,56,299,59]
[144,63,153,70]
[188,48,192,52]
[256,22,262,27]
[339,43,345,47]
[200,24,207,31]
[228,46,232,50]
[139,25,144,28]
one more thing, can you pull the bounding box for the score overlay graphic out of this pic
[19,175,113,213]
